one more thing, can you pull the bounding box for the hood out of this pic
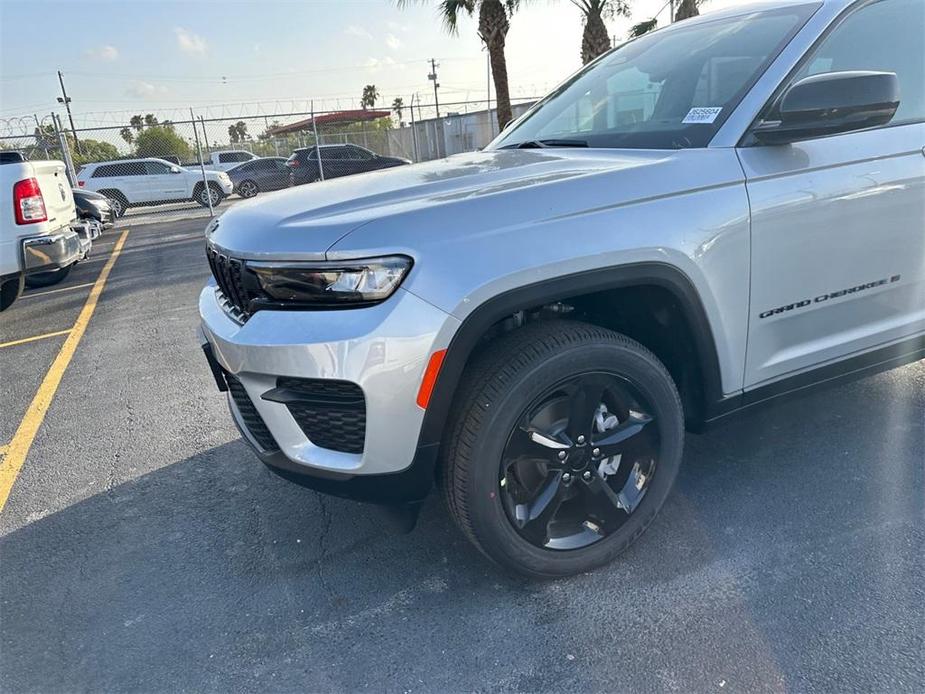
[209,148,740,260]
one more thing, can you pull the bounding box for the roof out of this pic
[266,109,391,135]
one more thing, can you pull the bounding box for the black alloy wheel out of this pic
[500,372,659,550]
[441,320,684,578]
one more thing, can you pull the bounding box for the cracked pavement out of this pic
[1,218,923,693]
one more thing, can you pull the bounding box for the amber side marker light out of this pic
[416,349,447,409]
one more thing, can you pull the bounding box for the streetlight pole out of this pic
[56,70,80,153]
[428,58,441,118]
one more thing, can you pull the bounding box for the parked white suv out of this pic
[77,158,233,216]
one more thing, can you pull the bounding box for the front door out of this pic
[738,0,925,388]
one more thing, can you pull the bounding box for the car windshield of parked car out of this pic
[490,5,815,151]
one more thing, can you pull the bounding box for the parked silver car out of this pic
[200,0,924,577]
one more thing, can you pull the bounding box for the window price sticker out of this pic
[682,107,723,124]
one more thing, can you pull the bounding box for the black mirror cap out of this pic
[752,71,900,145]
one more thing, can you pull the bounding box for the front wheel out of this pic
[196,183,225,208]
[25,263,73,289]
[442,321,684,578]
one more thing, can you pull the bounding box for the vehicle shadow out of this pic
[1,364,922,692]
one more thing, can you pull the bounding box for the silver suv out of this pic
[200,0,924,577]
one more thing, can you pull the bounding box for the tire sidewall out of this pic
[464,341,684,577]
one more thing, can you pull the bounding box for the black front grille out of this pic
[225,372,278,451]
[270,377,366,454]
[206,246,257,321]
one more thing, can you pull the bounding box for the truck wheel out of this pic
[24,263,73,289]
[99,190,127,218]
[441,320,684,578]
[0,274,24,311]
[196,183,225,208]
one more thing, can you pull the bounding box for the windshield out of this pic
[490,5,815,150]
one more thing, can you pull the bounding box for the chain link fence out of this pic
[0,98,537,225]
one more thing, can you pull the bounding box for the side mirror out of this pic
[170,166,182,174]
[752,71,899,145]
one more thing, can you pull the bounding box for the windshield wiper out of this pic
[499,138,589,149]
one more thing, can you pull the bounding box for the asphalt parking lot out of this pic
[0,218,922,693]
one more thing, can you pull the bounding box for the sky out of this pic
[0,0,743,131]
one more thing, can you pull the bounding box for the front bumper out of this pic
[21,229,82,274]
[199,282,460,499]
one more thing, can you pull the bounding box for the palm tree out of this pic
[629,17,657,37]
[572,0,629,65]
[392,97,405,121]
[674,0,701,21]
[400,0,523,130]
[361,84,380,109]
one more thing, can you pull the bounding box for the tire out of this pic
[25,263,73,289]
[441,320,684,578]
[0,273,24,311]
[238,180,259,198]
[100,190,127,218]
[195,182,225,208]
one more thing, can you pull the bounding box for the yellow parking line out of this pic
[0,329,72,349]
[22,282,96,299]
[0,228,129,512]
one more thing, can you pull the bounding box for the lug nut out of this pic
[592,448,601,457]
[562,472,571,483]
[582,471,592,481]
[557,451,567,460]
[577,435,586,444]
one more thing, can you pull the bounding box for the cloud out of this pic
[85,44,119,61]
[386,21,409,33]
[386,34,402,50]
[125,81,169,99]
[344,24,373,40]
[174,27,207,55]
[363,56,399,73]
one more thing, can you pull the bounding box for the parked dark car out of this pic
[73,189,114,227]
[0,151,27,164]
[286,144,410,185]
[227,157,290,198]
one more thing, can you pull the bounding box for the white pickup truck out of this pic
[204,150,260,172]
[1,158,87,311]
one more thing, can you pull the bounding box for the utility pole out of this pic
[428,58,441,118]
[56,70,80,153]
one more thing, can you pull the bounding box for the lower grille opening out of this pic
[225,372,279,452]
[263,377,366,454]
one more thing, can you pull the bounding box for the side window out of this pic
[347,146,375,160]
[144,161,171,175]
[126,162,146,176]
[92,165,113,178]
[220,152,252,163]
[791,0,924,124]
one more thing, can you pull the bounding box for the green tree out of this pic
[72,138,120,166]
[143,113,159,127]
[119,127,134,145]
[129,114,145,132]
[134,125,192,160]
[572,1,628,64]
[392,97,405,121]
[401,0,525,129]
[361,84,380,109]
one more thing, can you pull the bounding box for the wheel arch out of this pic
[417,263,725,453]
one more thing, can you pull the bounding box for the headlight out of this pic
[247,255,412,307]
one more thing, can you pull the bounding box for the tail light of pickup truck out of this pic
[13,177,48,225]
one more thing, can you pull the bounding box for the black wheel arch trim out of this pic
[417,262,726,451]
